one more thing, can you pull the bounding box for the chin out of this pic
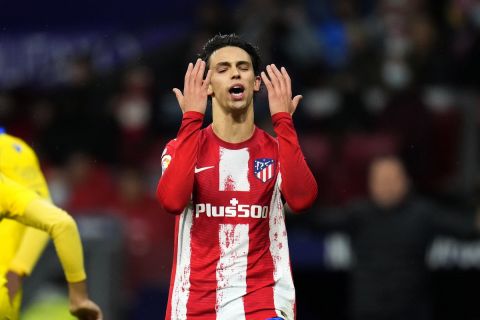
[227,102,249,111]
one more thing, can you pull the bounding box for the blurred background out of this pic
[1,0,480,319]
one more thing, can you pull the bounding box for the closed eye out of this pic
[238,63,250,71]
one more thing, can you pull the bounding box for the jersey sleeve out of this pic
[8,228,49,276]
[156,111,204,214]
[272,112,318,212]
[0,174,39,217]
[0,176,86,282]
[12,199,86,282]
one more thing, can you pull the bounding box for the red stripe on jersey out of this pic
[185,220,221,318]
[244,223,277,319]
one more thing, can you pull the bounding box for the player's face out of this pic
[207,46,261,112]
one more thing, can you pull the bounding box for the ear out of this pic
[207,83,213,96]
[253,75,261,92]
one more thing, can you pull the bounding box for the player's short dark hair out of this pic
[199,34,261,75]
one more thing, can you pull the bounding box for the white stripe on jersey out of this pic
[219,147,250,191]
[269,173,295,320]
[216,224,249,320]
[171,208,194,320]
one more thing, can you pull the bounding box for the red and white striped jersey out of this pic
[157,112,317,320]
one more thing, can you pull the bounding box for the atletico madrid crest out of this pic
[254,158,275,183]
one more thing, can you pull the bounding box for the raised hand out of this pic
[261,64,302,116]
[173,58,212,114]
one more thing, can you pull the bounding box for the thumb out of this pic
[291,95,303,115]
[172,88,185,113]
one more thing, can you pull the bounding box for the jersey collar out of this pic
[207,125,258,149]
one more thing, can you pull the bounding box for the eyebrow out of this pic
[214,60,251,68]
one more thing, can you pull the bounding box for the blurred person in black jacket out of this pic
[314,155,480,320]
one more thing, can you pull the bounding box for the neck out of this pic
[211,103,255,143]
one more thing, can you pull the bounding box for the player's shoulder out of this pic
[164,138,178,151]
[0,133,35,156]
[253,127,278,146]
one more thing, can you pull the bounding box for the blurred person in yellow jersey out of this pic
[0,127,51,318]
[0,127,102,320]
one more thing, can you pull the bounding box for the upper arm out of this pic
[0,174,69,234]
[426,203,478,238]
[0,174,39,219]
[19,199,75,236]
[161,139,177,175]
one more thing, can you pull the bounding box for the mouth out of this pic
[229,84,245,100]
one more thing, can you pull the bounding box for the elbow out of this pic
[287,200,315,213]
[50,209,78,238]
[286,185,318,213]
[156,190,187,215]
[161,202,186,215]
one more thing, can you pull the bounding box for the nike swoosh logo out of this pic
[194,166,215,173]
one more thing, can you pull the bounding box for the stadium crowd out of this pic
[1,0,480,319]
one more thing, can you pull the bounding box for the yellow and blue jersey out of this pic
[0,129,50,198]
[0,128,52,319]
[0,173,87,319]
[0,130,51,277]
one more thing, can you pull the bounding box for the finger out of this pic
[184,63,193,91]
[271,64,286,93]
[266,65,280,91]
[190,58,202,88]
[261,71,273,92]
[172,88,185,112]
[172,88,184,103]
[291,95,303,114]
[201,69,212,91]
[196,60,206,86]
[281,66,292,97]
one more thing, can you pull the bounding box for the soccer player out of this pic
[0,174,102,319]
[0,127,52,319]
[156,34,317,320]
[0,127,102,319]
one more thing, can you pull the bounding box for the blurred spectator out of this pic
[0,0,479,318]
[312,156,480,320]
[108,167,174,319]
[48,151,115,214]
[110,66,155,165]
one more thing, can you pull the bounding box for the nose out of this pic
[231,67,240,79]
